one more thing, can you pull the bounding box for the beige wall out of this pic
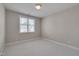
[6,10,41,43]
[41,6,79,48]
[0,4,5,55]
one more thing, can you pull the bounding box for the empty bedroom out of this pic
[0,3,79,56]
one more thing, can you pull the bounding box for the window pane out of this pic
[28,19,35,32]
[20,17,27,32]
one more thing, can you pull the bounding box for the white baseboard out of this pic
[43,37,79,51]
[5,37,79,51]
[6,37,41,47]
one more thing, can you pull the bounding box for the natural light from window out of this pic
[20,16,35,33]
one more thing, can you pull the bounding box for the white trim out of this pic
[43,37,79,51]
[6,37,41,47]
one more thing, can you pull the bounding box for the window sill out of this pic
[19,32,35,34]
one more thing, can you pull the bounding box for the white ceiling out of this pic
[3,3,79,18]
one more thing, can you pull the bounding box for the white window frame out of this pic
[19,16,35,33]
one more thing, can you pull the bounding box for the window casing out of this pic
[20,16,35,33]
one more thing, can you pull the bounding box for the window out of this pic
[20,16,35,33]
[20,17,27,32]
